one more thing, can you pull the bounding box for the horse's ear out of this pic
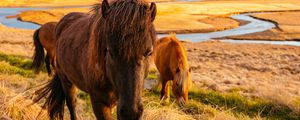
[149,2,157,22]
[102,0,110,18]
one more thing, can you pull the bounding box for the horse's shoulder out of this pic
[41,22,57,31]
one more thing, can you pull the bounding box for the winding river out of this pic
[0,7,300,46]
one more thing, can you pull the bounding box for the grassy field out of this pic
[0,46,299,119]
[0,0,300,119]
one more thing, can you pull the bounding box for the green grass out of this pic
[145,86,300,119]
[0,62,34,77]
[188,89,300,120]
[0,53,32,70]
[0,53,49,77]
[147,73,157,80]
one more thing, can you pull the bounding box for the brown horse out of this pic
[34,0,157,120]
[32,22,57,75]
[154,34,191,106]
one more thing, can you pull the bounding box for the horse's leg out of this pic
[60,76,78,120]
[90,81,116,120]
[90,91,115,120]
[161,78,170,103]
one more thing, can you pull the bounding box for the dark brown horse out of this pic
[34,0,157,120]
[32,22,57,75]
[154,34,191,106]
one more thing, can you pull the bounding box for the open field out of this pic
[185,41,300,114]
[15,0,300,33]
[226,11,300,41]
[1,0,300,119]
[0,22,299,119]
[0,24,33,57]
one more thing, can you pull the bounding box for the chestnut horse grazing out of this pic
[32,22,57,75]
[34,0,157,120]
[154,35,191,106]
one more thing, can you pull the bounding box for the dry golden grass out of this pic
[185,41,300,115]
[143,107,195,120]
[0,25,299,119]
[0,24,33,57]
[1,1,300,119]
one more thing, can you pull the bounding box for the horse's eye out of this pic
[144,50,153,57]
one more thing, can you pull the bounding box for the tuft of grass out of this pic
[0,53,32,70]
[228,87,246,93]
[147,73,157,80]
[0,53,49,76]
[147,68,158,80]
[0,85,48,120]
[0,62,34,77]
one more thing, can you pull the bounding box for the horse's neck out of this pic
[86,21,106,79]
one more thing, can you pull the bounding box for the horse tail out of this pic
[34,74,66,120]
[32,28,45,73]
[45,54,52,75]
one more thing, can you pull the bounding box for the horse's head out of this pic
[100,0,156,119]
[172,63,192,106]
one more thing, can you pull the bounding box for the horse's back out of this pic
[55,12,89,39]
[39,22,57,56]
[155,36,188,79]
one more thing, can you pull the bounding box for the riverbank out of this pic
[226,11,300,41]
